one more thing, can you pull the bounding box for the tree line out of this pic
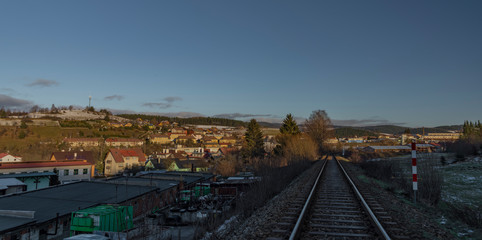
[462,120,481,138]
[242,110,334,162]
[117,114,246,127]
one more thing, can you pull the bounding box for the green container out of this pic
[180,190,192,201]
[194,185,210,197]
[70,205,133,234]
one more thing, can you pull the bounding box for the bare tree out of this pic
[304,110,334,154]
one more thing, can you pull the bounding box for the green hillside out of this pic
[361,125,408,134]
[335,127,378,138]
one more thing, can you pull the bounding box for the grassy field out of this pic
[0,125,145,160]
[261,127,280,136]
[370,153,482,238]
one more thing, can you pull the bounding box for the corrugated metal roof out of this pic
[0,216,36,232]
[0,178,26,187]
[0,181,157,232]
[104,177,178,192]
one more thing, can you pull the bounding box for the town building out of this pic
[175,135,196,144]
[219,137,237,147]
[0,178,26,195]
[63,138,102,147]
[50,151,95,164]
[0,153,22,163]
[423,132,461,142]
[0,181,159,240]
[0,160,94,184]
[104,148,146,176]
[0,172,55,191]
[105,138,143,147]
[150,134,172,145]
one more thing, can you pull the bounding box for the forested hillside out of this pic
[118,114,246,127]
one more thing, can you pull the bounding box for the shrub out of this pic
[18,130,26,139]
[359,155,442,205]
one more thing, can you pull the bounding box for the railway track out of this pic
[267,156,390,240]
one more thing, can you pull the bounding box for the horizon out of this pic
[1,1,481,128]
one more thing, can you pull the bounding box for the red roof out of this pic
[51,151,95,164]
[109,148,146,163]
[0,161,92,169]
[0,153,9,158]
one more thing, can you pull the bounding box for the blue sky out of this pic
[1,1,481,127]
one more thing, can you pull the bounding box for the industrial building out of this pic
[0,181,158,240]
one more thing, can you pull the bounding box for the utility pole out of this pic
[411,140,418,204]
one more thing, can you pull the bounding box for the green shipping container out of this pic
[194,185,210,197]
[70,205,133,235]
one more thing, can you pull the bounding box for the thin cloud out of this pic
[213,113,273,119]
[164,96,182,103]
[0,94,33,108]
[143,102,172,109]
[0,88,17,95]
[142,96,182,109]
[26,79,59,87]
[104,95,124,101]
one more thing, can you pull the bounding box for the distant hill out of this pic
[434,125,463,132]
[258,122,282,128]
[117,114,246,127]
[335,127,378,138]
[359,125,408,135]
[354,124,462,135]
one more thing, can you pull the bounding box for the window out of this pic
[83,169,88,175]
[106,160,112,164]
[64,169,69,176]
[74,169,79,175]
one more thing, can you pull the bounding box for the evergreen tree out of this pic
[242,119,265,159]
[280,114,300,135]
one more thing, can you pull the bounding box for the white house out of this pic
[0,153,22,162]
[0,160,94,184]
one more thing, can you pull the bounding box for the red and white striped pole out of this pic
[411,141,417,203]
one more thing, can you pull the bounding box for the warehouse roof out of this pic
[0,181,157,232]
[104,177,178,192]
[138,173,202,185]
[0,215,36,232]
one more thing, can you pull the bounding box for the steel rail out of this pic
[335,156,391,240]
[288,159,327,240]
